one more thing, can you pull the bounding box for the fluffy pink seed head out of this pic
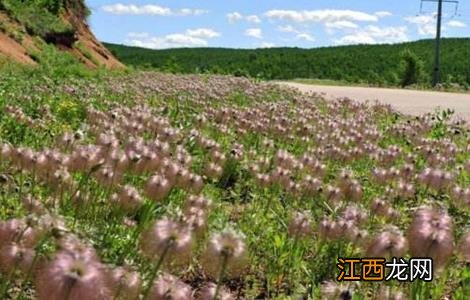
[320,281,353,300]
[255,173,271,188]
[183,207,207,235]
[288,211,312,238]
[341,205,367,225]
[111,185,143,213]
[140,218,193,266]
[375,286,407,300]
[0,218,42,248]
[175,167,191,189]
[186,195,212,211]
[458,231,470,262]
[318,218,339,240]
[202,229,247,278]
[407,206,454,269]
[204,162,223,179]
[187,173,204,194]
[0,242,35,274]
[367,227,408,259]
[197,282,234,300]
[0,143,13,161]
[144,174,172,201]
[108,266,141,300]
[150,273,193,300]
[371,198,390,216]
[465,160,470,173]
[0,218,26,244]
[56,235,99,262]
[36,252,112,300]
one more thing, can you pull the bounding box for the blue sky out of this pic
[85,0,470,49]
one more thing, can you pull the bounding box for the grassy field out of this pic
[0,58,469,299]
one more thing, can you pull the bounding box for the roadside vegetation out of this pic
[0,49,469,299]
[0,0,88,39]
[105,38,470,90]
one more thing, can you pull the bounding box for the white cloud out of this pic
[245,28,263,39]
[127,32,151,39]
[405,15,436,36]
[102,4,207,16]
[374,11,392,18]
[277,25,314,42]
[264,9,379,23]
[325,20,358,29]
[227,12,261,24]
[178,8,207,16]
[246,15,262,23]
[447,20,466,28]
[296,33,315,42]
[227,12,243,23]
[164,34,207,46]
[125,28,220,49]
[260,42,275,48]
[277,25,298,33]
[186,28,220,38]
[336,34,376,45]
[335,25,408,45]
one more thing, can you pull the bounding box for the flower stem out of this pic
[213,253,229,300]
[142,241,172,300]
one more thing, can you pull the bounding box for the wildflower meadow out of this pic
[0,70,469,299]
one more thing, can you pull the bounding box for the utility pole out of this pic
[420,0,459,86]
[433,0,443,86]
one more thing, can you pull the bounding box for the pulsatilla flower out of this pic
[0,242,35,274]
[197,282,234,300]
[457,231,470,262]
[202,228,247,278]
[407,206,454,269]
[139,218,193,266]
[367,226,408,259]
[56,235,99,263]
[0,218,43,248]
[36,252,112,300]
[149,273,193,300]
[288,211,312,238]
[108,266,141,300]
[144,174,172,201]
[320,280,354,300]
[375,286,407,300]
[317,218,340,241]
[111,185,144,213]
[185,195,213,212]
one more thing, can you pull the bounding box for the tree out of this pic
[399,49,426,87]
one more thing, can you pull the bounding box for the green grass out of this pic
[1,0,74,39]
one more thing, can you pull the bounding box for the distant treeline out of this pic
[104,38,470,87]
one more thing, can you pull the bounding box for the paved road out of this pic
[278,82,470,122]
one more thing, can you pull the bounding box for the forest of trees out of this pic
[105,38,470,88]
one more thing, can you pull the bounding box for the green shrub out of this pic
[1,0,74,38]
[399,49,427,87]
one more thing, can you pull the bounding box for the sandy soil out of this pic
[278,82,470,122]
[0,32,36,65]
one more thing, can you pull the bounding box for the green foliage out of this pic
[105,38,470,88]
[399,48,426,87]
[0,0,74,38]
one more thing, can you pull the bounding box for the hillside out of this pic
[105,38,470,87]
[0,0,122,68]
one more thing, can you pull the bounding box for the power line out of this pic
[420,0,460,86]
